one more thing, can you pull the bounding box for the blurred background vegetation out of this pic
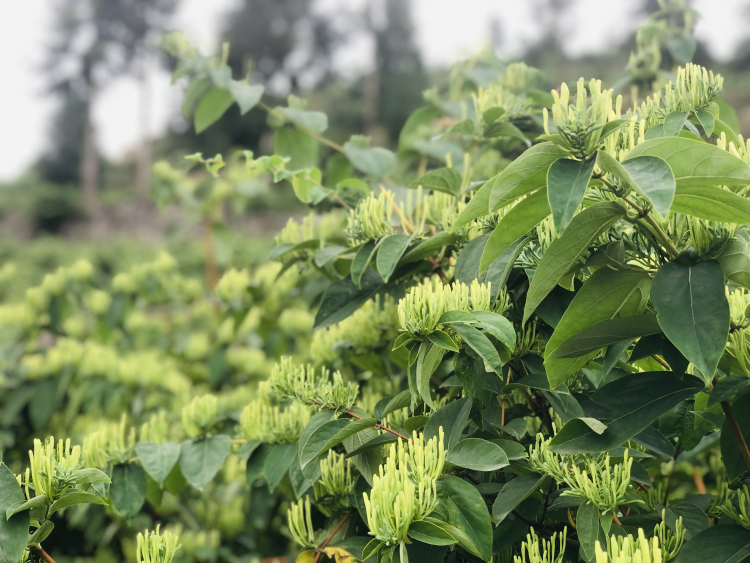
[2,0,750,289]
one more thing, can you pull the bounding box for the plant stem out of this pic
[313,510,353,563]
[34,547,56,563]
[621,195,679,259]
[311,400,411,441]
[652,354,671,370]
[712,376,750,473]
[258,101,346,154]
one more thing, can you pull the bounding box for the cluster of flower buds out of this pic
[596,529,663,563]
[140,412,175,444]
[718,484,750,529]
[654,510,686,561]
[214,268,251,306]
[136,525,180,563]
[288,497,317,549]
[346,192,397,245]
[181,394,218,438]
[239,401,311,444]
[725,288,750,375]
[472,83,529,124]
[269,357,358,411]
[362,429,445,545]
[528,434,634,514]
[664,63,723,115]
[544,78,621,161]
[314,450,355,516]
[27,437,83,500]
[514,528,567,563]
[83,416,136,467]
[398,278,493,337]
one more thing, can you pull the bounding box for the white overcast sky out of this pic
[0,0,747,181]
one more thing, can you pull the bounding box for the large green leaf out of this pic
[671,186,750,224]
[489,142,569,212]
[597,152,676,216]
[480,188,550,271]
[179,435,231,490]
[264,443,298,491]
[314,270,383,329]
[377,234,412,283]
[544,268,651,388]
[472,311,515,350]
[624,137,750,188]
[344,143,395,178]
[551,314,662,359]
[652,261,729,382]
[437,476,493,561]
[718,237,750,290]
[49,490,107,516]
[549,372,704,454]
[454,233,489,283]
[228,81,264,114]
[424,397,472,449]
[400,232,457,264]
[110,464,147,520]
[278,107,328,133]
[299,418,377,468]
[343,427,383,487]
[523,201,627,324]
[721,394,750,481]
[577,502,600,560]
[410,168,462,196]
[0,463,30,563]
[491,472,547,522]
[135,441,181,486]
[273,127,318,169]
[456,181,492,227]
[416,342,445,409]
[547,156,597,232]
[351,240,379,289]
[451,323,505,374]
[445,438,509,471]
[407,521,457,546]
[194,87,233,133]
[674,525,750,563]
[664,502,709,540]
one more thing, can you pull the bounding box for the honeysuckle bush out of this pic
[8,3,750,563]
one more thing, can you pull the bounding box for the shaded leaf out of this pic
[547,156,597,232]
[110,464,146,519]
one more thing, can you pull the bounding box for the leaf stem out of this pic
[311,400,411,441]
[34,547,56,563]
[313,510,353,563]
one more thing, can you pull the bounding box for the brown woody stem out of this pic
[313,510,352,563]
[712,376,750,474]
[34,547,56,563]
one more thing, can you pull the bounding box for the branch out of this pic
[508,361,554,434]
[621,194,679,259]
[258,101,345,153]
[313,510,353,563]
[311,400,411,441]
[33,547,56,563]
[713,376,750,474]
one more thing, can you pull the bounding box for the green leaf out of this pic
[400,232,457,264]
[524,201,628,324]
[264,442,297,491]
[278,106,328,133]
[598,152,676,217]
[351,240,379,289]
[600,119,629,140]
[410,168,462,196]
[49,489,107,516]
[377,234,412,283]
[67,468,111,486]
[484,121,529,145]
[291,168,321,204]
[314,270,383,329]
[344,143,395,178]
[428,330,459,352]
[439,310,478,324]
[492,473,547,523]
[182,76,209,117]
[407,521,457,546]
[424,397,472,449]
[135,442,181,486]
[718,237,750,290]
[0,463,29,561]
[344,428,383,488]
[695,110,715,138]
[551,314,662,359]
[445,438,509,471]
[577,502,600,560]
[708,376,749,407]
[454,233,489,283]
[489,142,569,212]
[451,323,505,374]
[456,180,492,227]
[664,502,709,540]
[480,187,550,271]
[194,87,233,133]
[664,112,689,137]
[273,127,318,169]
[378,390,412,420]
[483,107,505,124]
[674,525,750,563]
[721,394,750,480]
[437,476,493,561]
[228,81,264,114]
[110,464,146,519]
[623,137,750,188]
[547,156,597,232]
[299,418,377,468]
[671,186,750,224]
[652,261,729,381]
[666,35,696,64]
[179,435,231,490]
[448,119,475,135]
[6,495,47,519]
[549,373,704,454]
[298,409,336,464]
[417,343,446,409]
[472,311,515,350]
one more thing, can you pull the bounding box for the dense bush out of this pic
[5,3,750,563]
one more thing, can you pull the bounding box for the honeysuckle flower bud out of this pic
[239,401,311,444]
[181,394,218,438]
[314,450,355,516]
[654,509,685,561]
[136,525,180,563]
[275,214,317,246]
[346,192,397,245]
[29,437,83,500]
[270,357,358,411]
[214,268,250,304]
[603,529,662,563]
[139,412,173,444]
[84,289,112,316]
[718,484,750,529]
[83,415,136,467]
[278,307,315,336]
[288,497,317,548]
[514,527,566,563]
